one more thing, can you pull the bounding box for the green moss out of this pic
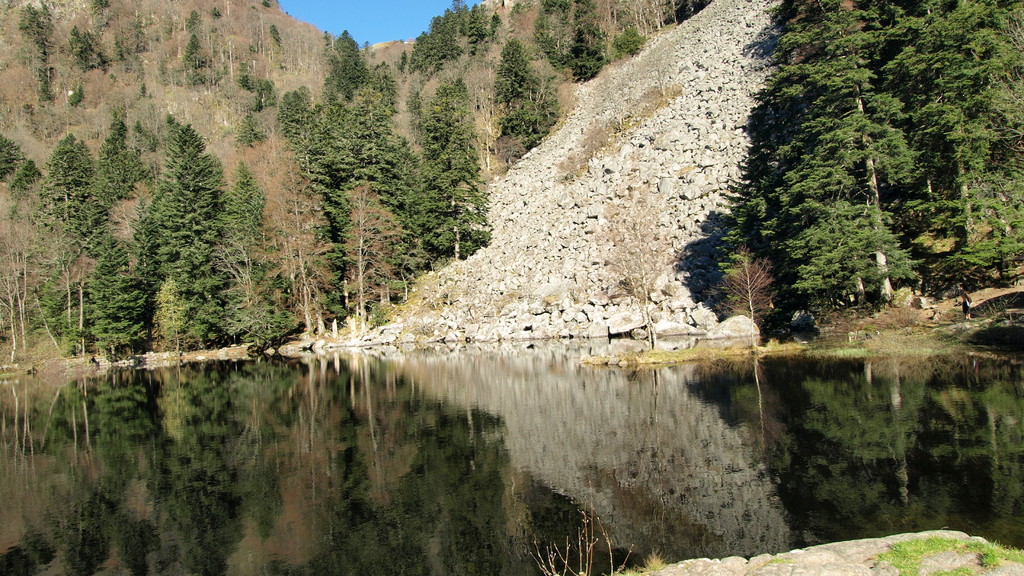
[877,537,1024,576]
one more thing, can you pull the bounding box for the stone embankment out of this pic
[348,0,778,347]
[653,532,1024,576]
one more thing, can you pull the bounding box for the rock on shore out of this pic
[652,531,1023,576]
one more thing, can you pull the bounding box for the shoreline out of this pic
[638,531,1023,576]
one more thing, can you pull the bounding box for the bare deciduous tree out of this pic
[261,148,331,336]
[719,246,774,327]
[603,189,672,349]
[344,185,401,331]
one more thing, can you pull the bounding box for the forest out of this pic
[0,0,698,359]
[728,0,1024,312]
[0,0,1022,360]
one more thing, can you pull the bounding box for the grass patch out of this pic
[616,552,668,576]
[581,341,806,366]
[877,537,1024,576]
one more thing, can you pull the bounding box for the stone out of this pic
[586,322,609,340]
[707,315,759,339]
[608,311,645,335]
[655,319,700,336]
[790,310,816,331]
[690,303,719,329]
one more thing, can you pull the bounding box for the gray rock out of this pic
[790,311,816,331]
[608,311,645,335]
[708,315,759,339]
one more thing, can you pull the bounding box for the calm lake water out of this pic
[1,342,1022,576]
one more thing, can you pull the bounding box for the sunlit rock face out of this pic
[379,0,779,345]
[384,343,791,559]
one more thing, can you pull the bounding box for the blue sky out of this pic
[277,0,482,45]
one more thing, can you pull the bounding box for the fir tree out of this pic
[37,134,103,249]
[416,79,489,262]
[94,110,147,211]
[10,159,41,196]
[88,234,146,356]
[145,123,227,346]
[236,113,267,148]
[0,135,25,181]
[218,163,292,347]
[323,31,368,102]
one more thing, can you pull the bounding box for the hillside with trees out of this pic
[2,0,1021,363]
[0,0,703,361]
[727,0,1024,314]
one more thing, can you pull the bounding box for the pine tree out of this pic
[236,113,267,148]
[10,159,41,196]
[146,123,227,346]
[88,234,146,356]
[730,0,917,307]
[182,33,207,85]
[94,110,147,212]
[0,135,25,181]
[416,79,489,262]
[323,31,368,102]
[37,134,103,249]
[495,39,559,152]
[218,163,292,347]
[884,0,1024,285]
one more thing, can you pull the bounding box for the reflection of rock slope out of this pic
[374,343,790,559]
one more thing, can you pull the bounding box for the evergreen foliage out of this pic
[535,0,607,81]
[415,79,489,262]
[236,113,267,147]
[94,110,148,211]
[323,31,368,102]
[69,26,107,71]
[0,135,25,181]
[11,159,41,195]
[88,234,147,356]
[37,134,103,248]
[144,123,227,345]
[495,39,559,153]
[729,0,1024,309]
[612,26,645,59]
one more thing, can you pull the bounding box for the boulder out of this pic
[790,310,816,331]
[690,303,719,330]
[607,311,645,335]
[585,322,609,340]
[654,319,700,336]
[707,315,759,339]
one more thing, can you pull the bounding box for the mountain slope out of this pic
[378,0,778,344]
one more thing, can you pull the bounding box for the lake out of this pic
[1,342,1022,575]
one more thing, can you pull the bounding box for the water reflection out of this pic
[1,345,1022,576]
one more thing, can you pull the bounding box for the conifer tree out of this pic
[88,234,146,356]
[38,134,103,249]
[416,79,489,262]
[0,135,24,181]
[218,163,292,346]
[323,31,368,102]
[495,39,559,152]
[10,160,41,196]
[94,110,147,212]
[144,123,227,346]
[236,113,267,148]
[884,0,1024,284]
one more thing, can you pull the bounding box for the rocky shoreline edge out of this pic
[647,531,1023,576]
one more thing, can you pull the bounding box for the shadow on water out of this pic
[1,345,1023,575]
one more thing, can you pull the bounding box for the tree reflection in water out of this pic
[0,346,1021,575]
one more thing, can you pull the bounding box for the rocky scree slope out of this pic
[379,0,778,345]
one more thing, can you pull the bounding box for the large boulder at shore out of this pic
[707,315,759,340]
[648,531,1008,576]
